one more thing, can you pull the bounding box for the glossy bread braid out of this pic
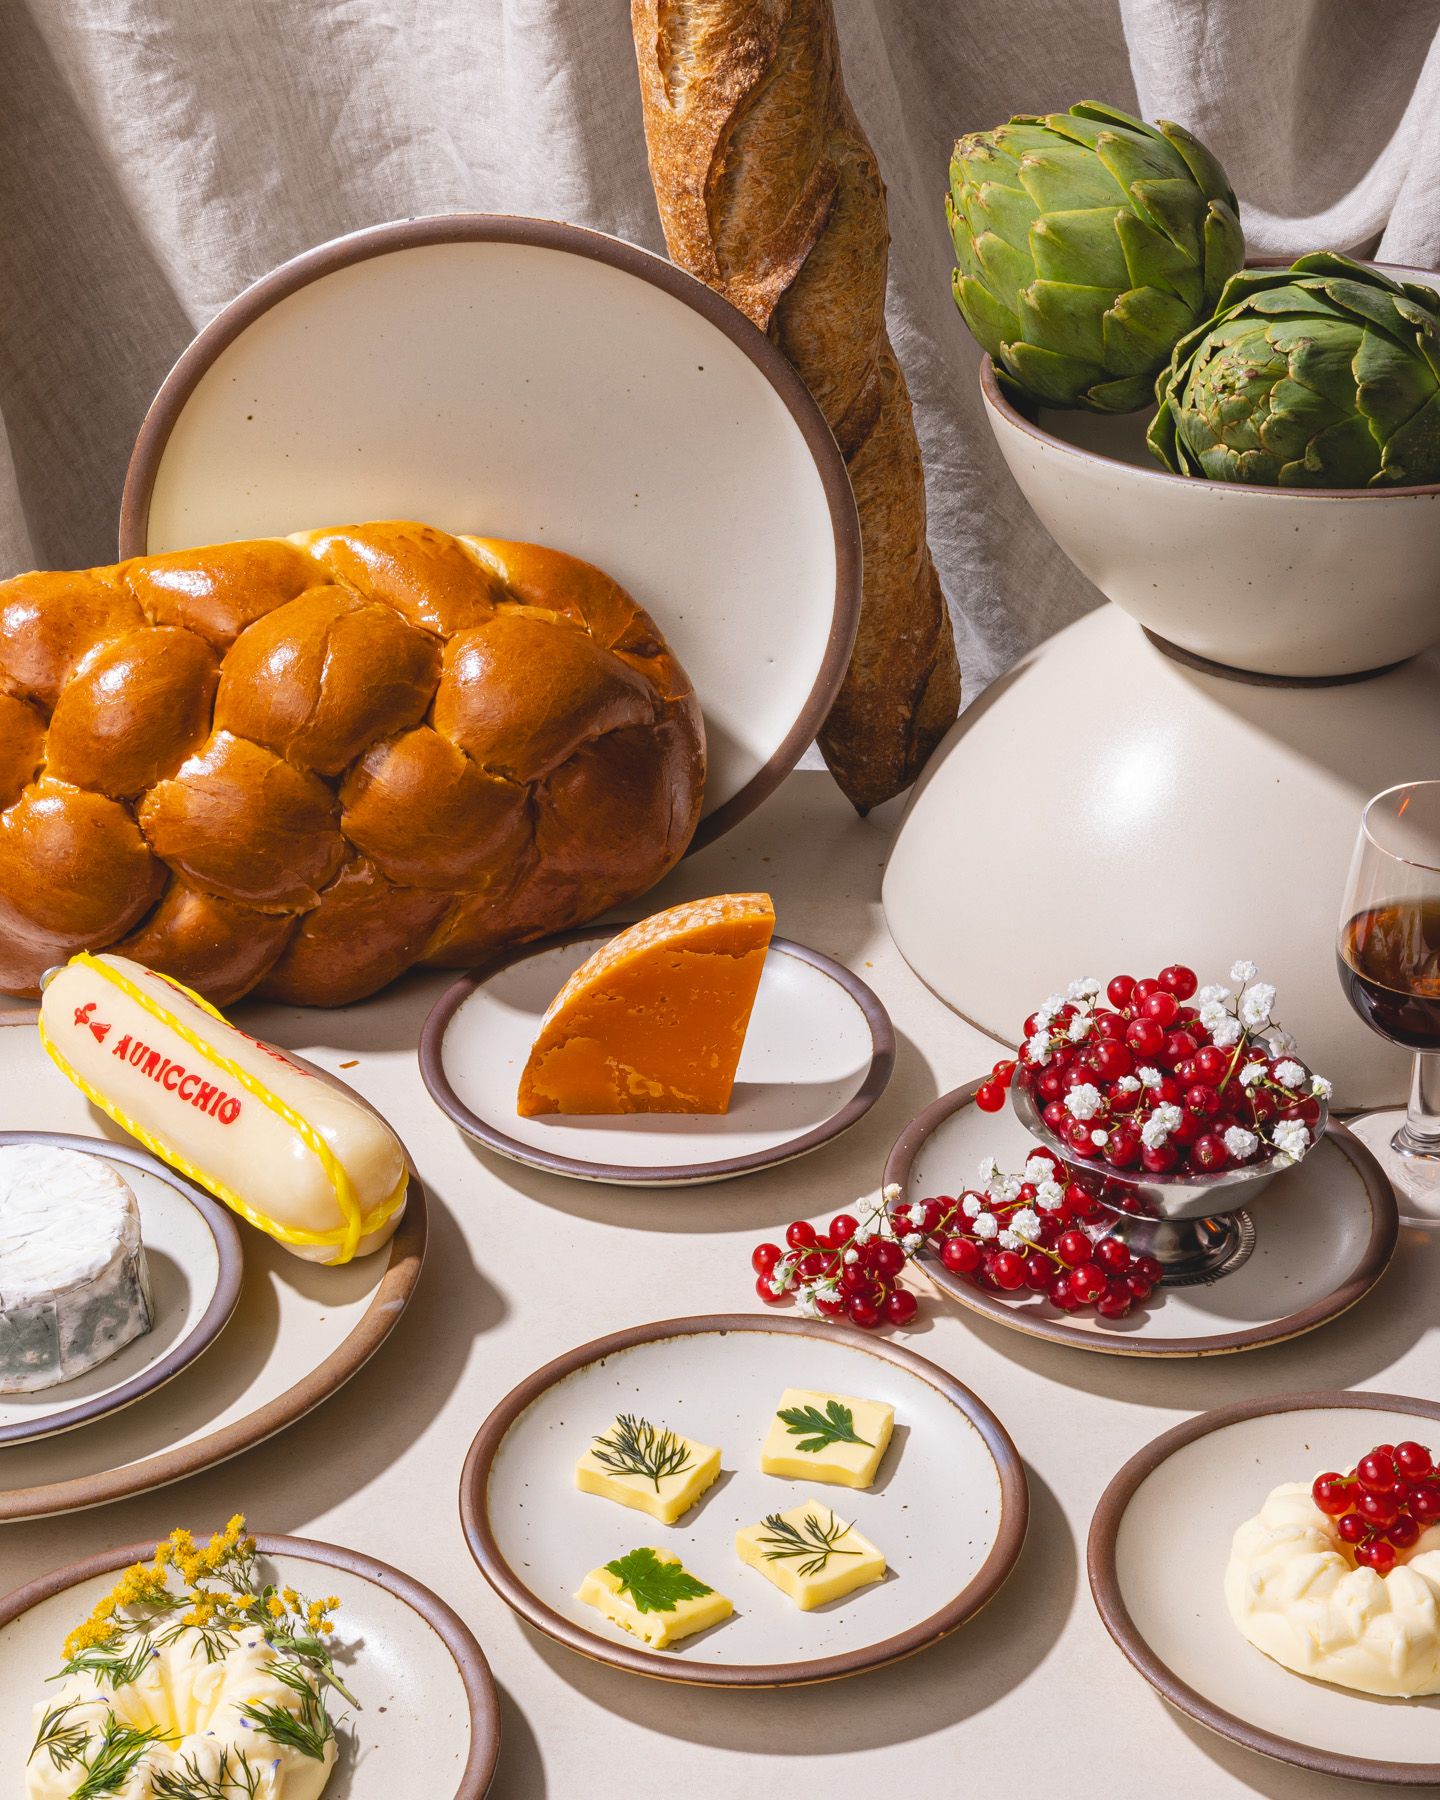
[0,522,705,1005]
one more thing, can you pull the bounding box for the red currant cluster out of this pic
[923,1148,1162,1320]
[1312,1441,1440,1575]
[753,1209,919,1330]
[1015,963,1328,1177]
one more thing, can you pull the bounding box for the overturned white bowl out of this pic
[979,263,1440,679]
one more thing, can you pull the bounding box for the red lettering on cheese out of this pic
[98,1025,243,1124]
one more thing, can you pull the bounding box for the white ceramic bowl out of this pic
[120,216,861,847]
[979,264,1440,679]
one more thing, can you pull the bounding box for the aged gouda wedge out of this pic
[516,893,775,1116]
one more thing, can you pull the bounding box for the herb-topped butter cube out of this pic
[736,1495,886,1609]
[577,1546,733,1648]
[576,1413,722,1523]
[760,1388,894,1488]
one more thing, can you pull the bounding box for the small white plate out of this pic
[1089,1392,1440,1785]
[0,1532,500,1796]
[459,1314,1028,1685]
[119,216,861,849]
[0,1133,243,1446]
[420,930,894,1186]
[886,1081,1396,1357]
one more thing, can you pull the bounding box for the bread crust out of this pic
[633,0,959,809]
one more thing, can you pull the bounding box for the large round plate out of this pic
[119,215,861,848]
[459,1314,1027,1685]
[886,1080,1396,1357]
[0,1531,500,1796]
[0,1132,242,1447]
[1088,1391,1440,1785]
[420,929,895,1186]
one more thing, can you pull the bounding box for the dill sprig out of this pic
[29,1699,89,1772]
[70,1714,170,1799]
[53,1633,160,1690]
[591,1414,695,1491]
[758,1510,863,1576]
[237,1659,335,1761]
[149,1746,263,1798]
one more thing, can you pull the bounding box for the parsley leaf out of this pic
[605,1547,713,1615]
[777,1400,871,1453]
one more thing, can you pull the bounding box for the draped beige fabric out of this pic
[4,0,1438,697]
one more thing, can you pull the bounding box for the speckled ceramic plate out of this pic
[0,1132,243,1448]
[0,1021,426,1521]
[1088,1392,1440,1785]
[420,930,895,1186]
[459,1314,1027,1685]
[886,1080,1397,1357]
[0,1532,500,1795]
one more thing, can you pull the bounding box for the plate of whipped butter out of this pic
[460,1314,1027,1685]
[1089,1391,1440,1785]
[0,1518,500,1797]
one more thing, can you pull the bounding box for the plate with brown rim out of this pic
[0,1530,500,1795]
[0,1132,243,1449]
[1088,1391,1440,1786]
[420,929,895,1187]
[458,1313,1027,1686]
[885,1079,1397,1358]
[0,1019,426,1522]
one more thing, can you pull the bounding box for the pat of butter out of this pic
[575,1416,722,1523]
[577,1548,733,1648]
[760,1388,894,1489]
[737,1495,886,1610]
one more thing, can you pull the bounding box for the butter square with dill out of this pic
[736,1495,886,1609]
[575,1414,722,1523]
[759,1389,894,1488]
[577,1546,733,1648]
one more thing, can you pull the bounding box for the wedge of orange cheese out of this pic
[517,893,775,1116]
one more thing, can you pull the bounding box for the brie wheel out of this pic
[0,1143,152,1393]
[1226,1481,1440,1697]
[28,1632,337,1798]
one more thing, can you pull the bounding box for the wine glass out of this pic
[1338,780,1440,1224]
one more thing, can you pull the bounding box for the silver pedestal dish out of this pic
[1010,1083,1329,1283]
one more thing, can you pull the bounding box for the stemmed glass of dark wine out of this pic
[1338,780,1440,1223]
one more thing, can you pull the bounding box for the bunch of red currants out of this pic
[1312,1441,1440,1575]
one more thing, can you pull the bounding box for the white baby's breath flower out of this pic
[1312,1075,1333,1100]
[1067,1013,1091,1042]
[1265,1029,1298,1056]
[902,1233,923,1253]
[991,1173,1023,1205]
[1024,1156,1055,1185]
[1223,1125,1259,1161]
[853,1225,874,1244]
[1115,1074,1142,1094]
[881,1182,901,1203]
[1198,1000,1228,1032]
[972,1212,999,1240]
[998,1229,1023,1251]
[1239,1061,1266,1088]
[1025,1033,1052,1066]
[1068,976,1101,999]
[1230,959,1258,984]
[977,1156,1001,1183]
[1211,1017,1242,1048]
[1138,1066,1164,1090]
[1011,1207,1042,1241]
[794,1286,821,1319]
[1064,1082,1103,1121]
[1197,984,1232,1006]
[843,1248,859,1265]
[1274,1059,1306,1089]
[962,1194,982,1219]
[1090,1129,1109,1147]
[1140,1103,1183,1149]
[1272,1119,1311,1164]
[1239,983,1277,1029]
[1035,1179,1065,1211]
[1042,992,1066,1016]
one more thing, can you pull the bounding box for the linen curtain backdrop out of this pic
[5,0,1439,706]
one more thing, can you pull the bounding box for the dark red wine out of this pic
[1339,899,1440,1050]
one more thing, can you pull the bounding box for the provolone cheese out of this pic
[39,953,406,1264]
[517,893,775,1116]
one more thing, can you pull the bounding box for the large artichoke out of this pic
[948,100,1244,412]
[1148,252,1440,486]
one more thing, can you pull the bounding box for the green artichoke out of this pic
[1148,252,1440,486]
[948,100,1244,412]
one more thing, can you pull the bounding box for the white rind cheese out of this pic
[0,1143,152,1393]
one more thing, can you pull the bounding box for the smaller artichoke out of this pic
[1148,252,1440,486]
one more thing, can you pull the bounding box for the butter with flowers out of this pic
[27,1516,352,1799]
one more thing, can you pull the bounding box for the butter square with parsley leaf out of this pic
[736,1495,886,1609]
[760,1389,894,1488]
[577,1546,733,1647]
[575,1414,722,1523]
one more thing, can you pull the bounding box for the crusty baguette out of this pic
[632,0,960,810]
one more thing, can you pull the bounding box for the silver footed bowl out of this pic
[1010,1081,1328,1221]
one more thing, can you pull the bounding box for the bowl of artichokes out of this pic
[950,102,1440,679]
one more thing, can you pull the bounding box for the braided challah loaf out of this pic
[0,523,705,1005]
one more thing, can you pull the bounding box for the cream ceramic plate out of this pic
[119,215,861,848]
[1088,1392,1440,1785]
[0,1532,500,1796]
[459,1314,1028,1685]
[0,1133,242,1448]
[886,1081,1396,1357]
[420,930,895,1186]
[0,1022,425,1521]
